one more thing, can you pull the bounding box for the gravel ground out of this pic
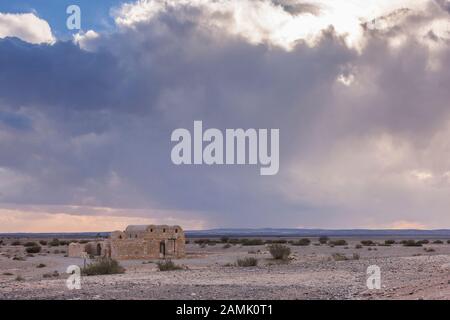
[0,239,449,300]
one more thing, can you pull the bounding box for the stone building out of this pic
[68,225,185,260]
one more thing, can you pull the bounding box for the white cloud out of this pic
[112,0,444,51]
[0,12,54,44]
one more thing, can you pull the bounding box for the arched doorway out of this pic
[96,243,102,256]
[160,241,166,257]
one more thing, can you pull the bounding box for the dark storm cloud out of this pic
[1,0,450,228]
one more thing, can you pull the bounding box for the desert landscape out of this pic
[1,236,449,300]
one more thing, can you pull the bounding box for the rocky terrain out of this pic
[0,238,449,300]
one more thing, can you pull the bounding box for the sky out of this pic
[0,0,450,232]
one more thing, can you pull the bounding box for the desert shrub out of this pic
[36,263,46,268]
[59,240,69,246]
[194,239,210,245]
[355,244,362,249]
[352,253,360,260]
[329,239,347,246]
[268,244,291,260]
[291,238,311,246]
[43,271,59,278]
[13,256,25,261]
[26,246,41,254]
[272,239,287,244]
[82,258,125,275]
[15,275,24,281]
[2,272,13,276]
[447,240,450,244]
[207,241,217,246]
[220,237,229,243]
[156,259,182,271]
[223,243,231,249]
[24,241,38,247]
[424,247,435,252]
[360,240,375,246]
[433,240,443,244]
[48,238,60,247]
[332,253,348,261]
[79,240,89,244]
[237,257,258,267]
[385,240,396,245]
[39,240,47,246]
[402,240,422,247]
[11,241,22,246]
[228,239,240,244]
[318,236,329,244]
[241,239,264,246]
[417,239,429,245]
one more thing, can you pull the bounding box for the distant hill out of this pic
[185,228,450,238]
[1,228,450,239]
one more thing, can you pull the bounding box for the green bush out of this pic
[402,240,422,247]
[39,240,48,246]
[433,240,443,244]
[329,239,347,246]
[156,260,183,271]
[26,246,41,253]
[241,239,264,246]
[24,242,38,247]
[385,239,396,245]
[220,237,229,243]
[291,238,311,246]
[268,244,291,260]
[318,236,329,244]
[82,258,125,275]
[236,257,258,267]
[360,240,375,246]
[355,244,362,249]
[332,253,348,261]
[48,238,60,247]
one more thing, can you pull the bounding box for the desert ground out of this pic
[0,237,449,300]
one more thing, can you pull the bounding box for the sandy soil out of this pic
[0,238,449,300]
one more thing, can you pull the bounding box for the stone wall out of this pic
[68,225,186,260]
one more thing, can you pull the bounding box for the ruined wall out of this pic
[67,241,107,258]
[68,225,186,260]
[109,225,186,260]
[68,243,84,257]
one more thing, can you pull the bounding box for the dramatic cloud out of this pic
[0,12,54,44]
[1,0,450,231]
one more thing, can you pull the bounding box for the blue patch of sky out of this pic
[0,0,127,40]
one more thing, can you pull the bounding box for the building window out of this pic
[175,229,178,233]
